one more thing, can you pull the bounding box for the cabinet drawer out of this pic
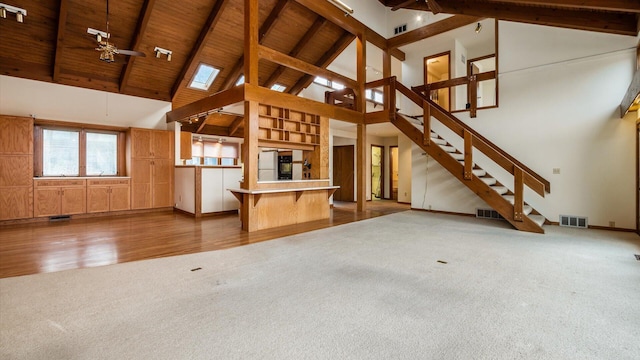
[87,179,130,186]
[35,179,86,187]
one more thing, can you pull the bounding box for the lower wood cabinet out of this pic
[0,187,33,220]
[34,179,86,217]
[86,179,130,213]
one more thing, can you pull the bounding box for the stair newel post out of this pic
[514,166,524,221]
[469,74,477,118]
[423,101,431,146]
[463,130,473,180]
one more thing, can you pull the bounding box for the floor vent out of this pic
[49,215,71,222]
[635,254,640,261]
[394,24,407,35]
[559,215,588,229]
[476,208,503,220]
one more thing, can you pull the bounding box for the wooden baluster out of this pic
[514,166,524,221]
[469,74,477,118]
[423,101,431,146]
[389,77,396,122]
[464,130,473,180]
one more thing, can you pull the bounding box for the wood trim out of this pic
[228,116,244,137]
[52,0,69,82]
[34,119,128,132]
[120,0,157,93]
[424,51,452,112]
[410,207,477,217]
[620,68,640,117]
[166,85,245,123]
[170,0,230,98]
[481,0,640,13]
[371,144,385,200]
[637,121,639,235]
[388,145,398,201]
[388,15,482,49]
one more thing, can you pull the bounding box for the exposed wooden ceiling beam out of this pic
[263,16,327,88]
[219,0,290,91]
[289,31,356,95]
[435,0,638,36]
[391,0,417,11]
[293,0,406,61]
[167,85,245,123]
[195,115,210,133]
[170,0,230,100]
[228,116,244,136]
[388,15,482,49]
[52,0,69,82]
[482,0,640,13]
[119,0,157,93]
[620,69,640,117]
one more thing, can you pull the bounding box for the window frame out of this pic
[34,121,126,177]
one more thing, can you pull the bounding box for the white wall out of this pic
[411,22,638,229]
[0,76,171,129]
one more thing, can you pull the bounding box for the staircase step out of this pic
[440,145,457,153]
[502,195,533,215]
[529,215,546,227]
[481,177,497,186]
[491,186,508,195]
[432,138,447,145]
[472,169,486,177]
[458,159,475,167]
[450,153,464,161]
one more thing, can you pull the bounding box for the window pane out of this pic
[204,157,218,166]
[86,132,118,176]
[220,158,235,166]
[43,129,79,176]
[374,91,384,104]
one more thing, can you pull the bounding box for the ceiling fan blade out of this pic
[117,49,146,57]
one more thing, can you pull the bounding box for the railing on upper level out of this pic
[358,76,550,224]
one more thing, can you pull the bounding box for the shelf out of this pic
[258,104,321,147]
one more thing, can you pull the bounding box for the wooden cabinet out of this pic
[34,179,86,217]
[128,128,174,210]
[0,116,33,220]
[258,104,321,148]
[87,178,130,213]
[180,132,192,160]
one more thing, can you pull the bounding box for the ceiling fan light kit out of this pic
[154,47,172,62]
[0,3,27,23]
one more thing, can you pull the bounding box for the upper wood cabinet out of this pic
[129,128,173,159]
[0,115,34,220]
[0,116,33,155]
[180,132,192,160]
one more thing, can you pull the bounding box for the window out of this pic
[365,89,384,104]
[313,77,330,87]
[190,138,240,166]
[43,129,79,176]
[331,82,345,91]
[189,63,221,91]
[36,124,124,177]
[86,132,118,176]
[235,74,245,86]
[270,84,286,92]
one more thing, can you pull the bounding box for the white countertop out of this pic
[257,179,330,184]
[228,186,339,195]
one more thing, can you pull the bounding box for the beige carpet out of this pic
[1,211,639,359]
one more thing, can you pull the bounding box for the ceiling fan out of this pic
[90,0,145,63]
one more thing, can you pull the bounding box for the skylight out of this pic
[235,74,245,86]
[189,63,220,91]
[271,84,286,92]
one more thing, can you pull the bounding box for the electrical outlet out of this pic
[553,168,560,174]
[609,221,615,227]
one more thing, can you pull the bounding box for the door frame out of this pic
[371,144,384,200]
[389,145,398,201]
[636,121,639,234]
[424,51,451,111]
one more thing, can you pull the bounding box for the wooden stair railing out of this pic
[363,76,550,233]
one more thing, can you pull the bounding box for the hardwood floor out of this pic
[0,200,409,278]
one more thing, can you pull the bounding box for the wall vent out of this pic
[394,24,407,35]
[476,208,503,220]
[49,215,71,222]
[559,215,588,229]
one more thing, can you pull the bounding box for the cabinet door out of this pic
[131,159,152,209]
[0,155,33,187]
[34,188,61,217]
[180,132,192,160]
[110,185,131,211]
[152,131,173,159]
[202,169,224,213]
[222,168,243,211]
[131,129,152,158]
[87,186,110,213]
[0,116,33,155]
[152,158,173,208]
[61,186,86,215]
[0,186,32,220]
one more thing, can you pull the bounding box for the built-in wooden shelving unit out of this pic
[258,104,320,148]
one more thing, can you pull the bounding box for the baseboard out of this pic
[397,201,411,205]
[0,207,174,227]
[410,208,476,218]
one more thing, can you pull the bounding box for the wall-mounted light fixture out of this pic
[475,22,482,33]
[87,28,109,42]
[154,47,172,61]
[327,0,353,15]
[0,3,27,23]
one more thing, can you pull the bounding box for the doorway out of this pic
[424,51,451,111]
[371,145,384,200]
[333,145,354,202]
[389,146,398,201]
[637,122,639,234]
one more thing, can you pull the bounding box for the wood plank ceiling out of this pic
[1,0,638,137]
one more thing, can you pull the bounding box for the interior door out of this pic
[424,52,451,111]
[371,145,384,200]
[390,146,398,201]
[333,145,354,202]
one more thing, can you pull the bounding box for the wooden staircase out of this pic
[361,77,551,233]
